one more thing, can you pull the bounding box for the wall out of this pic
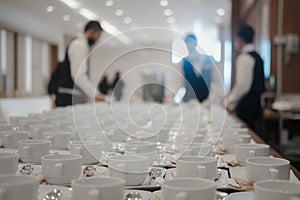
[270,0,300,93]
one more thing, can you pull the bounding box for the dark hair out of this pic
[184,33,197,43]
[84,21,103,32]
[237,25,254,43]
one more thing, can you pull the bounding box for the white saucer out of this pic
[225,191,254,200]
[125,189,152,200]
[38,185,72,200]
[18,164,42,176]
[79,165,108,178]
[151,190,228,200]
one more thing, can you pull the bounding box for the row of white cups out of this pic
[0,102,299,200]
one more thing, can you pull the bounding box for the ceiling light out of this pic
[160,0,168,6]
[59,0,80,9]
[164,9,172,16]
[79,8,99,20]
[167,16,175,24]
[115,9,124,16]
[101,20,131,44]
[216,8,225,16]
[63,14,70,21]
[123,17,132,24]
[105,0,114,7]
[46,5,54,13]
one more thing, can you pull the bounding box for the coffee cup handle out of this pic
[197,165,206,178]
[55,163,63,177]
[248,150,255,158]
[23,146,31,157]
[74,146,83,155]
[176,192,187,200]
[88,189,99,200]
[0,188,6,200]
[269,168,279,179]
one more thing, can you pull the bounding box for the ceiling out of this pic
[0,0,230,44]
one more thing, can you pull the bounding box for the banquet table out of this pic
[0,101,299,200]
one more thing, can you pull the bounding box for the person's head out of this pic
[184,33,198,52]
[237,25,254,48]
[84,21,103,46]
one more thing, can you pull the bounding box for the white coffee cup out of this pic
[0,175,39,200]
[18,140,51,164]
[254,180,300,200]
[246,157,290,182]
[69,141,102,165]
[41,154,82,185]
[71,177,125,200]
[108,155,149,186]
[0,153,18,175]
[176,156,217,180]
[1,130,29,149]
[124,142,157,165]
[29,124,58,139]
[235,144,270,166]
[0,124,15,133]
[162,178,216,200]
[179,143,213,157]
[44,131,71,150]
[222,133,251,153]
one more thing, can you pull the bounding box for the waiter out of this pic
[226,25,265,133]
[55,21,105,106]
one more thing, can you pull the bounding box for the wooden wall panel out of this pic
[270,0,300,93]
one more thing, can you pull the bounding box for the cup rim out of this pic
[179,143,212,147]
[235,143,270,149]
[246,157,290,166]
[0,175,39,186]
[162,178,216,191]
[71,177,125,188]
[177,156,217,163]
[44,131,71,136]
[0,152,18,158]
[69,140,102,145]
[254,180,300,194]
[41,153,82,161]
[1,130,30,135]
[109,155,149,161]
[18,139,51,145]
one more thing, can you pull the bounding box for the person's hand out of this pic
[95,93,105,101]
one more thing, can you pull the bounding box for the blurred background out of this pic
[0,0,299,168]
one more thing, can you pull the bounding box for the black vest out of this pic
[236,51,265,123]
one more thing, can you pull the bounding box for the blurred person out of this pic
[182,34,213,103]
[111,72,124,101]
[65,21,104,104]
[98,76,109,95]
[226,25,265,133]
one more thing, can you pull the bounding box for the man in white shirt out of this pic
[226,25,265,132]
[67,21,105,104]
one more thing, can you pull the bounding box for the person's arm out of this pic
[68,40,101,101]
[226,53,255,111]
